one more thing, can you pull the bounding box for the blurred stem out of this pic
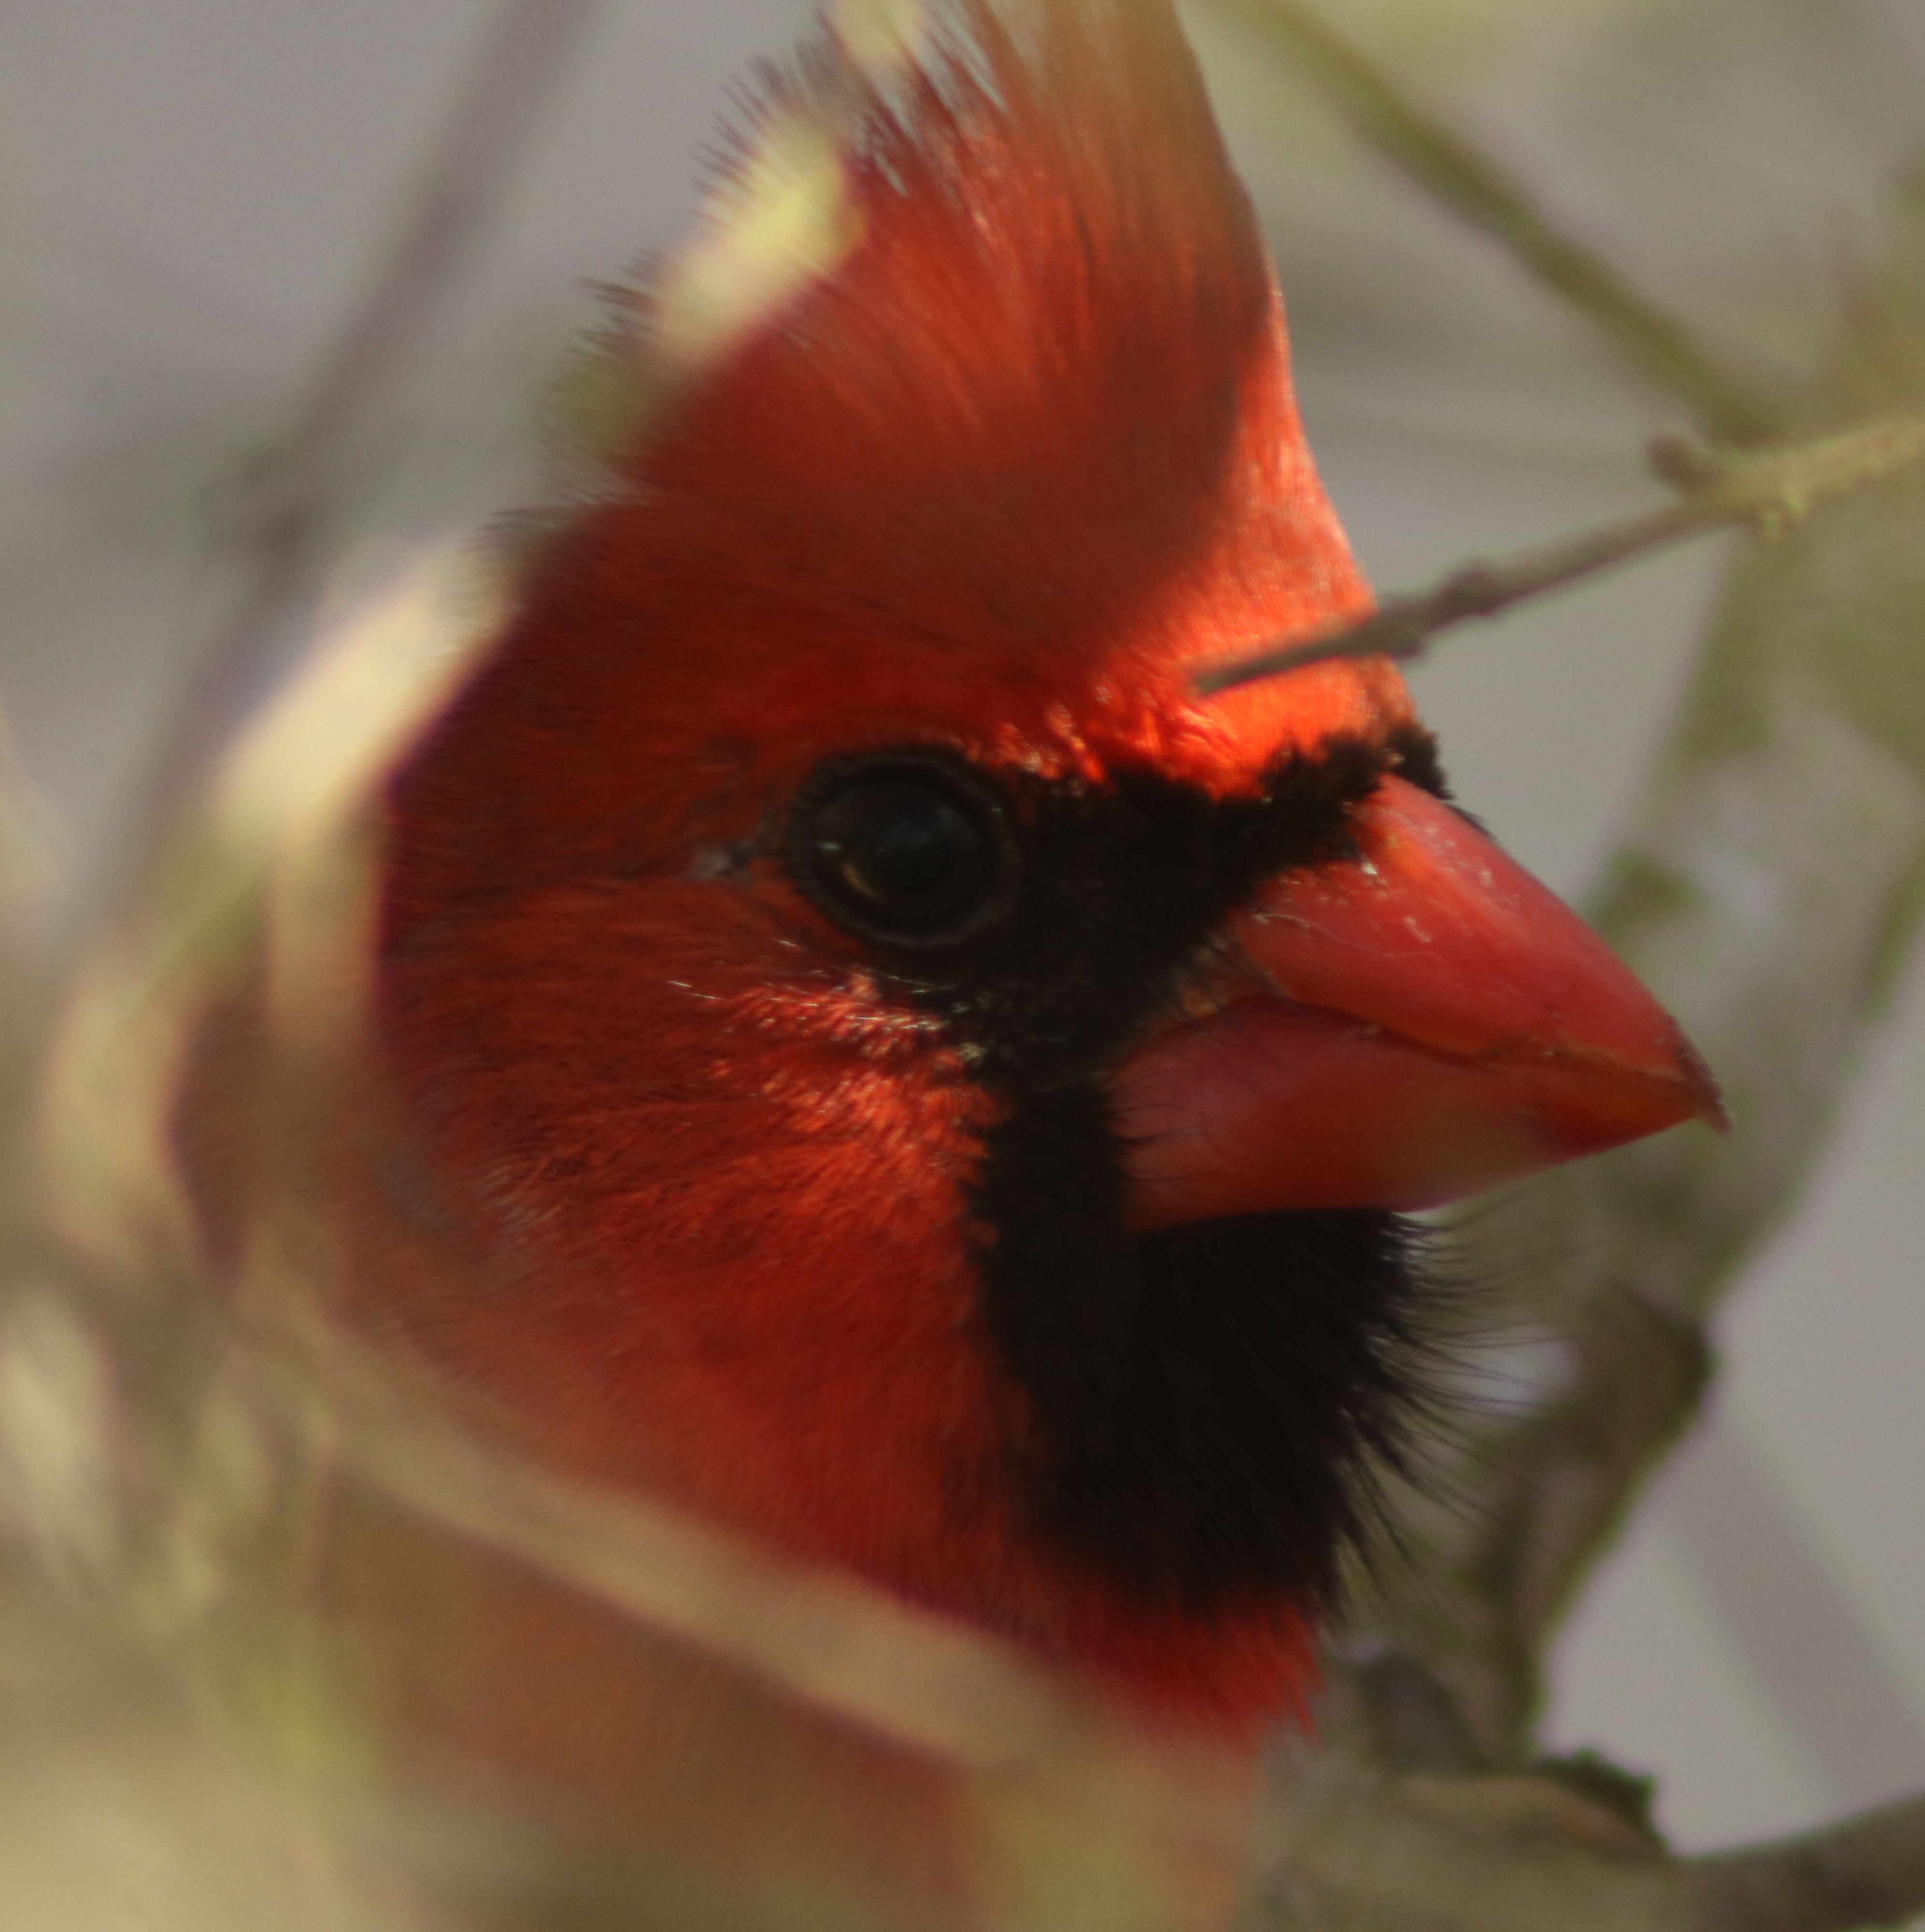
[1242,1776,1925,1932]
[106,0,602,902]
[1205,0,1781,443]
[1194,414,1925,692]
[1687,1790,1925,1932]
[1349,141,1925,1764]
[0,0,603,1369]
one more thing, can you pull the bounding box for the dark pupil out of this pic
[816,779,987,933]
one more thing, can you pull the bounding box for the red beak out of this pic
[1115,776,1725,1229]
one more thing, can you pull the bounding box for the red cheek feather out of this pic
[374,878,1325,1734]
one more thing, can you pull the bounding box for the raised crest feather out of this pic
[615,0,1347,653]
[431,0,1384,929]
[649,0,1257,376]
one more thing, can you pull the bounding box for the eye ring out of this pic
[784,749,1020,950]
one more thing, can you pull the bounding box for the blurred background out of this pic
[0,0,1922,1871]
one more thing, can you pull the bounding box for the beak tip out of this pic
[1671,1030,1730,1134]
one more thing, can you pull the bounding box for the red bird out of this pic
[241,0,1719,1905]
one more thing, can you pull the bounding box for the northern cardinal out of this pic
[187,0,1719,1915]
[366,0,1718,1725]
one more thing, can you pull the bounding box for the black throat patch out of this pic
[806,726,1445,1613]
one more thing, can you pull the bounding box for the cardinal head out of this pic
[256,0,1722,1745]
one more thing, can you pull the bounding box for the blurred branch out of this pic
[1665,1421,1925,1801]
[1241,1773,1925,1932]
[123,0,601,874]
[0,0,603,1315]
[0,704,60,961]
[1194,414,1925,693]
[1340,143,1925,1765]
[1688,1791,1925,1932]
[1204,0,1779,443]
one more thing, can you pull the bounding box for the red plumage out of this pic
[163,27,1718,1897]
[373,0,1417,1732]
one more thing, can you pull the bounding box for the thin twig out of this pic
[1340,160,1925,1766]
[1205,0,1779,443]
[1193,413,1925,695]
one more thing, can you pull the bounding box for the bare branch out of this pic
[1193,413,1925,695]
[1240,1772,1925,1932]
[1203,0,1778,443]
[1687,1791,1925,1932]
[1335,170,1925,1764]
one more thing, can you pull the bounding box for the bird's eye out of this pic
[786,752,1018,948]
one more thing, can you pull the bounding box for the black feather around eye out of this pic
[1386,721,1452,800]
[785,730,1394,1085]
[786,727,1444,1611]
